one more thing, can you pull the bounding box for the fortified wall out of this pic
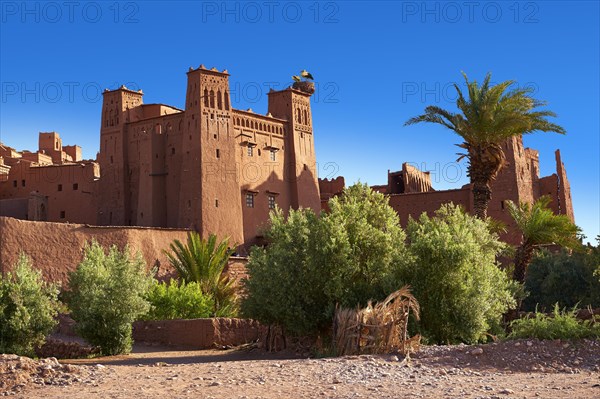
[0,217,248,285]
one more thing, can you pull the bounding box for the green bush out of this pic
[0,254,60,356]
[67,241,153,355]
[401,204,516,344]
[241,183,407,336]
[165,232,238,317]
[523,245,600,312]
[142,280,214,320]
[509,304,600,340]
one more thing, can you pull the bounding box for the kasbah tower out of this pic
[96,65,319,252]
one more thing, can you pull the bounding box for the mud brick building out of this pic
[0,65,320,253]
[319,136,575,245]
[0,65,574,251]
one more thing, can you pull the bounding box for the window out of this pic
[21,180,25,187]
[247,146,253,157]
[216,149,220,159]
[58,184,63,192]
[500,200,505,210]
[268,195,276,210]
[270,149,276,161]
[73,183,79,190]
[171,148,176,155]
[60,211,65,219]
[215,199,219,208]
[245,193,254,208]
[12,180,17,188]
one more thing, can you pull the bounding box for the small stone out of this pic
[527,341,533,347]
[499,388,514,394]
[471,348,484,355]
[209,381,222,387]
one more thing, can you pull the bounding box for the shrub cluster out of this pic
[401,205,516,344]
[142,280,214,321]
[523,247,600,311]
[509,304,600,340]
[0,254,60,357]
[66,241,153,355]
[242,184,407,336]
[242,184,516,344]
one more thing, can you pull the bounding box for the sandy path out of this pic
[8,339,600,399]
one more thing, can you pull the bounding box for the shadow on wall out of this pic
[240,167,320,253]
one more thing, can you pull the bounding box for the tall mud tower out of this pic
[178,67,244,245]
[268,87,320,211]
[98,86,143,225]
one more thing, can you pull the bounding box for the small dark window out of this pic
[268,195,276,210]
[216,149,220,158]
[12,180,17,187]
[215,199,219,208]
[245,193,254,208]
[188,200,191,208]
[110,155,114,164]
[500,200,505,210]
[171,148,175,155]
[21,180,25,187]
[73,183,79,190]
[60,211,65,219]
[214,133,217,139]
[58,184,63,192]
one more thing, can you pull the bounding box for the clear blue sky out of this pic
[1,1,598,242]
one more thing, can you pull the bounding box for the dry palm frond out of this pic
[333,286,420,356]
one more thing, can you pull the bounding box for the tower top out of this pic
[103,85,143,95]
[187,64,229,76]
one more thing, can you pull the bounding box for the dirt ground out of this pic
[2,339,599,399]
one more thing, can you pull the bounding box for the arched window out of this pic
[304,110,308,124]
[209,90,215,108]
[224,91,230,110]
[109,110,113,126]
[217,90,223,110]
[204,89,209,107]
[245,120,250,127]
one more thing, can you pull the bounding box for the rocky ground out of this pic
[2,339,599,398]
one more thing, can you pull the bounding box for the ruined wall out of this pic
[401,163,433,193]
[553,150,575,221]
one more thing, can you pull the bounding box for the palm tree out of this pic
[164,232,238,316]
[507,196,580,283]
[405,72,566,219]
